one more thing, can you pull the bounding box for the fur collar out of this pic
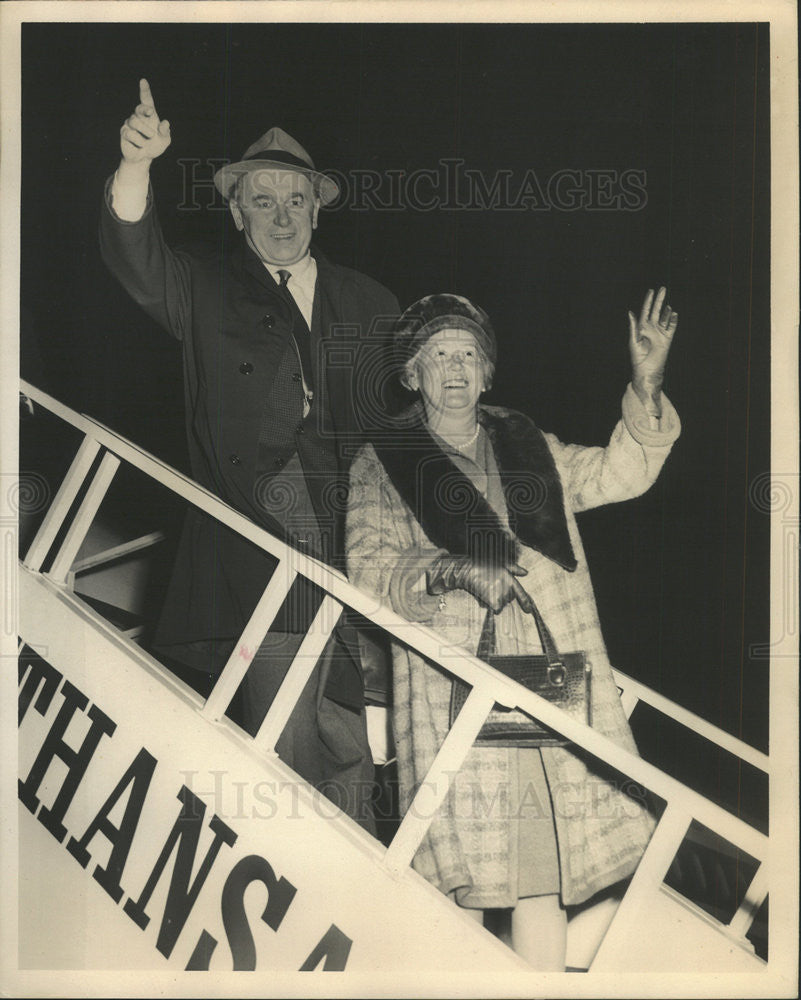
[372,403,577,572]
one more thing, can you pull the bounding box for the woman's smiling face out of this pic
[409,328,487,419]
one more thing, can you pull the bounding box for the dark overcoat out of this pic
[100,180,399,704]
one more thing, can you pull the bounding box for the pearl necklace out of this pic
[446,425,481,451]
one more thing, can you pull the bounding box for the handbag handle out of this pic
[477,592,563,667]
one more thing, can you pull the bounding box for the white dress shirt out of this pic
[263,252,317,329]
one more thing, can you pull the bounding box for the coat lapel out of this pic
[314,252,356,439]
[234,244,357,443]
[373,404,577,571]
[237,241,284,299]
[480,407,577,571]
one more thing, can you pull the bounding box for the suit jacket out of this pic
[100,179,399,704]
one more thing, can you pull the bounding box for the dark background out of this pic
[20,23,770,784]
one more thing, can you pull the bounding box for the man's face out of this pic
[229,169,320,266]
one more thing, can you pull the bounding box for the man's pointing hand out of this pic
[120,78,171,164]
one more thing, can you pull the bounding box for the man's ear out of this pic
[312,197,321,231]
[229,200,245,232]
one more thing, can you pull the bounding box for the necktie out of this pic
[277,269,314,396]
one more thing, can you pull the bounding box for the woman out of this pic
[346,290,680,968]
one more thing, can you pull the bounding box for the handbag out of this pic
[449,598,592,747]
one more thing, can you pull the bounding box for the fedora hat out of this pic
[214,127,339,205]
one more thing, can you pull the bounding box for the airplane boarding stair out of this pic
[14,381,773,976]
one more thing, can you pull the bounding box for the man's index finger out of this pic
[139,78,156,109]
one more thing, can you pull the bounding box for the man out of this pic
[100,79,399,831]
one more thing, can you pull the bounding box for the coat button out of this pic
[296,424,305,434]
[229,454,241,466]
[262,314,275,328]
[291,372,302,382]
[274,457,285,468]
[239,362,254,375]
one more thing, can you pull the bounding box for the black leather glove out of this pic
[426,553,533,614]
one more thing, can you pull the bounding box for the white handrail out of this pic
[71,531,166,574]
[19,380,769,872]
[23,436,102,572]
[611,668,770,773]
[48,451,121,581]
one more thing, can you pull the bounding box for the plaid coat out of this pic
[346,386,681,907]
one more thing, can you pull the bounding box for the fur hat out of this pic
[393,293,497,369]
